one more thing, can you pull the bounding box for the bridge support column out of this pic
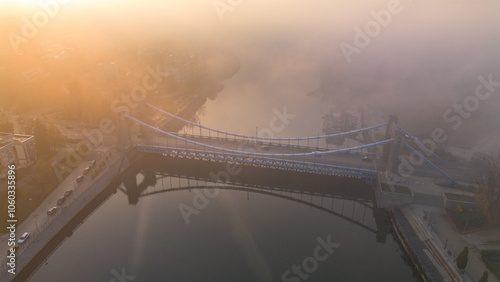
[383,115,401,180]
[116,115,133,150]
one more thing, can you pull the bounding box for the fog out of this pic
[1,0,500,148]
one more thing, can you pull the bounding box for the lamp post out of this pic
[464,208,472,232]
[34,219,39,233]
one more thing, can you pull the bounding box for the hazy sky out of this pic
[1,0,500,147]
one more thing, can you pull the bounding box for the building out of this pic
[0,133,37,178]
[322,109,358,146]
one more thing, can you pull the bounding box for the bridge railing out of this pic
[137,144,380,179]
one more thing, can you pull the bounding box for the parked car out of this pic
[64,190,73,197]
[18,232,30,244]
[83,167,90,175]
[89,160,96,168]
[76,175,84,183]
[57,196,66,206]
[47,206,58,215]
[361,156,372,162]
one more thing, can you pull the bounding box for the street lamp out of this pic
[464,208,472,232]
[34,219,39,233]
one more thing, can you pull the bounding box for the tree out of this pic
[33,120,66,157]
[66,80,84,120]
[0,121,14,133]
[475,151,500,223]
[33,160,57,187]
[46,125,66,150]
[479,270,488,282]
[33,120,49,157]
[456,246,469,270]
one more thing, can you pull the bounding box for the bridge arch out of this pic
[118,172,379,234]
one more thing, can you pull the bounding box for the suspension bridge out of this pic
[122,103,458,186]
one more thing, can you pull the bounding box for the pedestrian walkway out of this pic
[392,208,444,281]
[411,205,499,282]
[402,207,463,281]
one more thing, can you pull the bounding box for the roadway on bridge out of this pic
[137,134,379,172]
[138,134,475,185]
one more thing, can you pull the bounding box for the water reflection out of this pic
[29,156,417,282]
[122,155,391,243]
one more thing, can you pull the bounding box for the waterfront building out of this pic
[0,133,37,178]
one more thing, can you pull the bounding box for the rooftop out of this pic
[0,132,34,149]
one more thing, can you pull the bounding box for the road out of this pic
[138,133,478,186]
[0,149,105,272]
[138,134,380,171]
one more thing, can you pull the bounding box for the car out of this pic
[57,196,66,206]
[312,151,323,156]
[64,190,73,197]
[18,232,30,244]
[47,206,58,215]
[89,160,96,168]
[76,175,84,183]
[361,156,372,162]
[259,145,270,151]
[7,245,19,255]
[83,167,90,175]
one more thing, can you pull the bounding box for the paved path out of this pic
[385,173,499,282]
[411,205,499,282]
[393,208,444,281]
[0,145,119,281]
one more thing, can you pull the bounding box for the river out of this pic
[29,65,419,281]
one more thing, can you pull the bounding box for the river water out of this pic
[29,67,419,281]
[25,33,428,281]
[29,161,418,282]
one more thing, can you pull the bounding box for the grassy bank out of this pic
[481,250,500,279]
[381,183,412,194]
[0,159,60,235]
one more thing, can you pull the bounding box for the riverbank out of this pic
[380,176,500,282]
[0,147,132,282]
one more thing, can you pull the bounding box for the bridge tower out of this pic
[116,115,133,150]
[382,115,401,178]
[122,168,156,204]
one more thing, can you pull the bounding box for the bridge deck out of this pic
[138,140,379,179]
[140,134,379,164]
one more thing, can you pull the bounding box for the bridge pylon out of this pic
[116,114,133,150]
[383,115,401,179]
